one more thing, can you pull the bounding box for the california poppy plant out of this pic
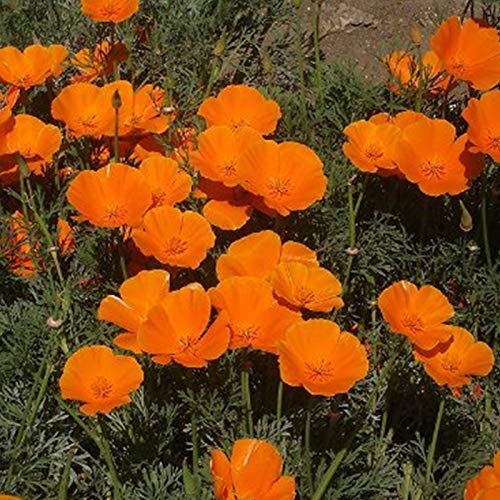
[67,163,152,228]
[137,283,230,367]
[465,451,500,500]
[131,205,215,268]
[0,44,67,88]
[271,261,343,312]
[240,139,327,216]
[431,16,500,91]
[81,0,139,23]
[57,218,76,256]
[139,156,192,208]
[191,125,261,187]
[198,84,281,135]
[414,327,494,388]
[278,319,368,396]
[211,438,295,500]
[209,277,301,353]
[59,345,144,416]
[98,270,170,352]
[392,116,481,196]
[462,90,500,162]
[378,280,454,350]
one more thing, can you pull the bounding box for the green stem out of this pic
[116,231,128,280]
[114,106,120,162]
[294,0,307,125]
[424,398,445,488]
[191,412,200,496]
[313,0,323,103]
[276,381,283,442]
[481,186,493,270]
[59,399,122,499]
[240,368,254,437]
[305,398,314,495]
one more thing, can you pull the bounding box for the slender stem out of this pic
[424,398,445,488]
[294,0,307,125]
[114,106,120,162]
[57,448,76,500]
[191,412,200,496]
[311,448,347,500]
[240,368,254,437]
[276,381,283,442]
[116,230,128,280]
[305,398,314,495]
[481,185,493,270]
[313,0,323,103]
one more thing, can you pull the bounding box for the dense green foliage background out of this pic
[0,0,499,498]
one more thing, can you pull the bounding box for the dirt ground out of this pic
[304,0,465,81]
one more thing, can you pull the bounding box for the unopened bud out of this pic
[410,24,422,45]
[213,32,227,58]
[262,51,273,75]
[112,89,122,109]
[459,200,473,232]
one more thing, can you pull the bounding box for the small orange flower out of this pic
[0,495,24,500]
[465,451,500,500]
[98,270,170,352]
[385,51,417,90]
[52,82,116,138]
[463,90,500,162]
[414,327,494,388]
[131,205,215,268]
[216,230,317,281]
[209,277,301,353]
[393,116,481,196]
[138,283,230,366]
[271,261,343,312]
[197,178,254,231]
[211,438,295,500]
[278,319,368,396]
[240,139,327,216]
[59,345,143,416]
[67,163,152,228]
[0,87,19,128]
[131,135,165,162]
[0,45,67,88]
[72,40,128,83]
[378,280,454,350]
[191,126,261,187]
[2,211,38,277]
[81,0,139,23]
[3,114,62,174]
[58,218,76,256]
[431,16,500,91]
[198,84,281,135]
[343,120,401,173]
[139,156,192,208]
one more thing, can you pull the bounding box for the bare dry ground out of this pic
[304,0,464,81]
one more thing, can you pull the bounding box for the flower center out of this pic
[100,2,120,18]
[90,376,113,399]
[151,189,166,207]
[442,356,460,374]
[487,135,500,151]
[103,205,127,225]
[219,160,237,177]
[230,119,250,130]
[305,359,335,382]
[421,161,445,180]
[267,177,293,198]
[365,144,384,161]
[164,236,188,256]
[402,314,424,335]
[295,286,315,306]
[450,57,466,76]
[235,325,259,343]
[78,114,99,131]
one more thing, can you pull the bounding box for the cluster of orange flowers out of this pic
[465,450,500,500]
[344,16,500,196]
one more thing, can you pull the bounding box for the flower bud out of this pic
[112,89,122,110]
[410,24,422,45]
[459,200,473,232]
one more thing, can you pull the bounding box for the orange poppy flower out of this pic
[170,127,197,163]
[271,261,343,312]
[59,345,143,416]
[137,283,230,367]
[463,90,500,162]
[58,218,76,256]
[67,163,152,228]
[197,178,254,231]
[216,230,317,281]
[465,451,500,500]
[240,139,327,216]
[131,205,215,268]
[431,16,500,91]
[420,50,454,94]
[191,126,261,187]
[0,87,19,128]
[0,496,24,500]
[385,51,417,90]
[102,81,170,137]
[52,82,116,138]
[98,269,170,352]
[378,280,454,350]
[2,114,62,174]
[278,319,368,396]
[2,211,38,277]
[209,277,301,353]
[414,327,494,388]
[139,156,192,208]
[393,116,479,196]
[72,40,128,83]
[0,44,67,88]
[81,0,139,23]
[211,438,295,500]
[343,120,401,173]
[198,84,281,135]
[131,135,165,162]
